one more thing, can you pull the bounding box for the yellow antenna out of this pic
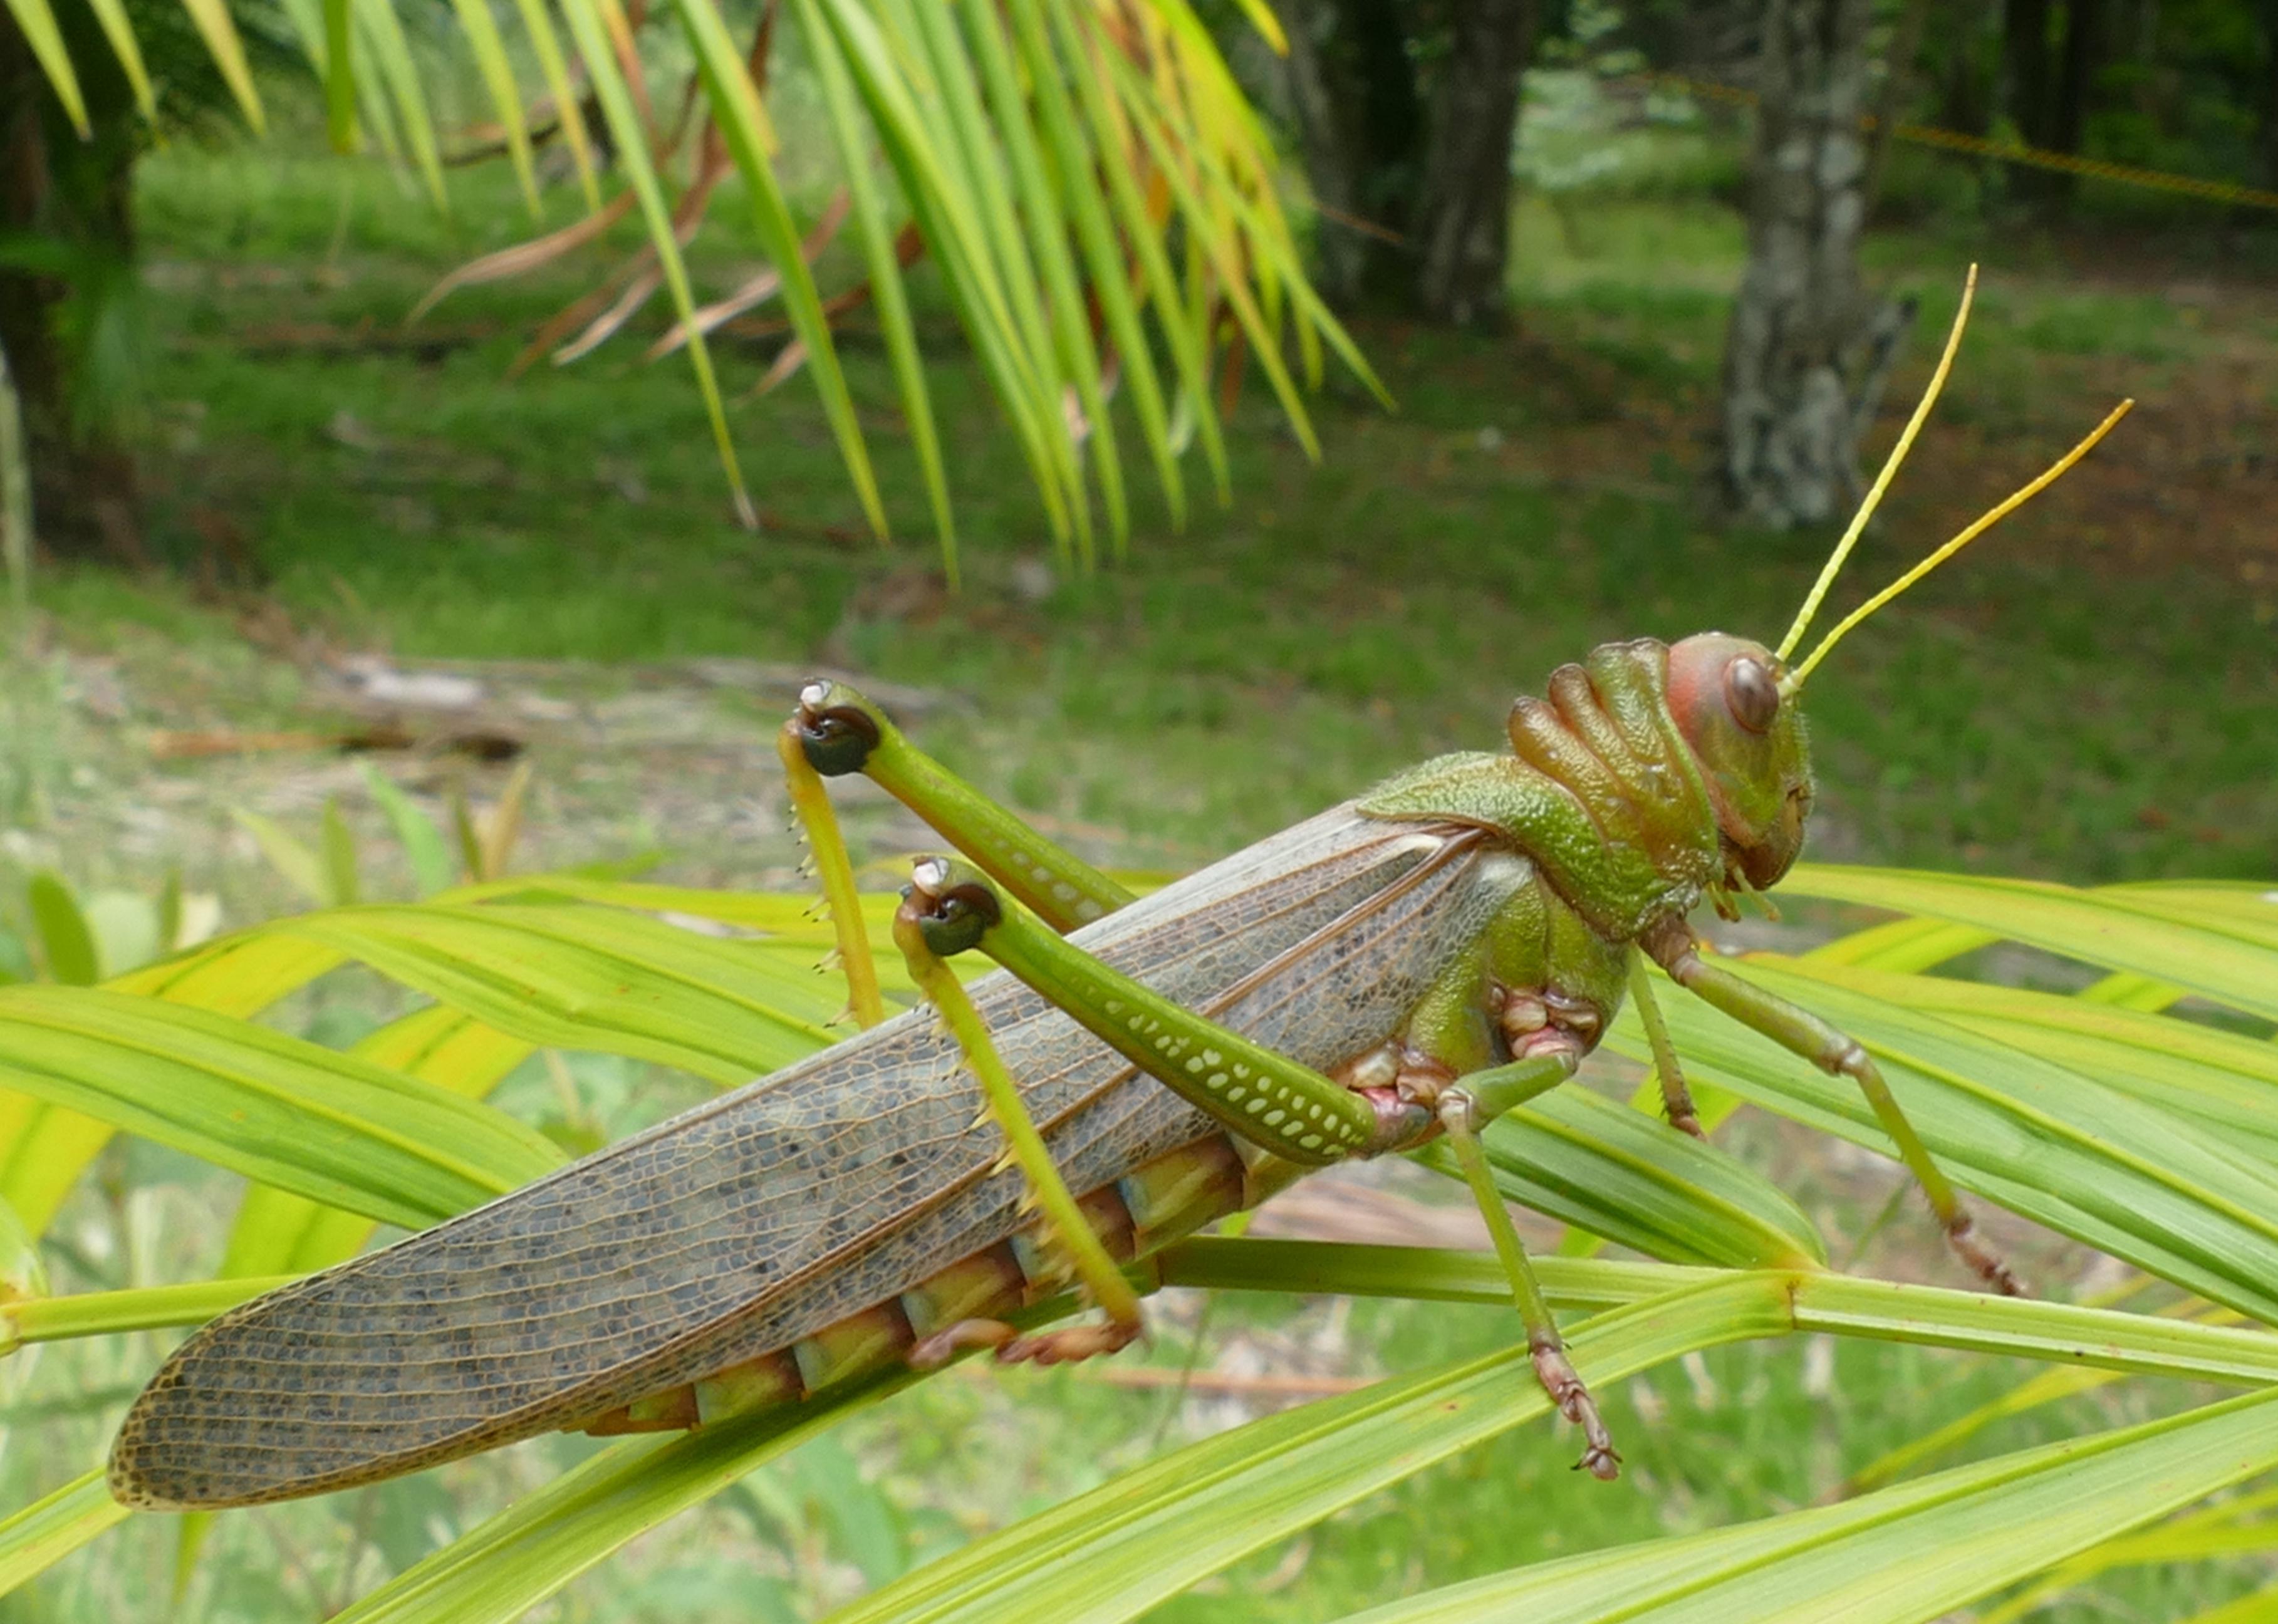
[1776,265,1979,664]
[1787,398,2134,690]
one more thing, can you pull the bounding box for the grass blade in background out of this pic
[24,875,95,986]
[321,0,354,148]
[75,0,154,122]
[794,0,956,578]
[0,0,87,135]
[175,0,266,131]
[507,0,600,207]
[1009,0,1185,528]
[812,0,1079,557]
[899,0,1099,565]
[360,765,456,897]
[447,0,541,217]
[553,0,756,527]
[675,0,887,540]
[963,0,1127,554]
[350,0,437,206]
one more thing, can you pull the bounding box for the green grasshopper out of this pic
[109,282,2129,1509]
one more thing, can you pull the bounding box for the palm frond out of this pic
[1,867,2277,1618]
[14,0,1362,572]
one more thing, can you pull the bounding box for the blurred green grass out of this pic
[4,112,2276,1623]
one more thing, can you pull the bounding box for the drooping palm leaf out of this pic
[17,0,1368,567]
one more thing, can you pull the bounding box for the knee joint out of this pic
[794,682,884,776]
[1824,1039,1870,1078]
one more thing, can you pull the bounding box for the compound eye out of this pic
[1724,656,1780,734]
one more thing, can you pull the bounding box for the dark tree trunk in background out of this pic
[1937,0,1997,138]
[2264,1,2278,187]
[1415,0,1542,323]
[2000,0,2103,212]
[0,7,145,563]
[1278,0,1420,306]
[2039,0,2104,208]
[2003,0,2056,145]
[1719,0,1914,529]
[1277,0,1541,325]
[2049,0,2103,154]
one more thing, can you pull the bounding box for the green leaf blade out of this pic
[1343,1386,2278,1624]
[0,985,561,1229]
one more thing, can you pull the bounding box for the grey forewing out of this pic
[118,806,1499,1499]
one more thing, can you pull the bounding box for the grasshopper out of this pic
[110,279,2130,1510]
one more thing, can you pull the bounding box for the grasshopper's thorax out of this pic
[1360,635,1813,942]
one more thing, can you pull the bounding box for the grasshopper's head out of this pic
[1666,633,1813,890]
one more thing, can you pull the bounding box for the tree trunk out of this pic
[2000,0,2110,212]
[1276,0,1422,308]
[1934,0,1998,137]
[2264,0,2278,188]
[1859,0,1933,212]
[0,6,145,563]
[1414,0,1541,326]
[2002,0,2056,146]
[2039,0,2104,209]
[1276,0,1541,321]
[1718,0,1913,529]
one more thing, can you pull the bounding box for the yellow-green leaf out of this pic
[0,1472,130,1598]
[177,0,265,130]
[2,0,88,135]
[0,984,561,1229]
[1344,1387,2278,1624]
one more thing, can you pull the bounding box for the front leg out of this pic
[1435,1085,1618,1480]
[1641,919,2024,1296]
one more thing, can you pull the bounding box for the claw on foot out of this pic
[999,1316,1145,1367]
[1531,1335,1621,1482]
[909,1318,1019,1370]
[1666,1107,1706,1141]
[1947,1215,2027,1297]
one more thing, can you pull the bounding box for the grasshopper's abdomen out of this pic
[110,807,1512,1509]
[581,1131,1271,1435]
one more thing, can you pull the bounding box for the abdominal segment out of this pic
[574,1130,1266,1434]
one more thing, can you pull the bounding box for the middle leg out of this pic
[893,865,1145,1365]
[902,858,1622,1474]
